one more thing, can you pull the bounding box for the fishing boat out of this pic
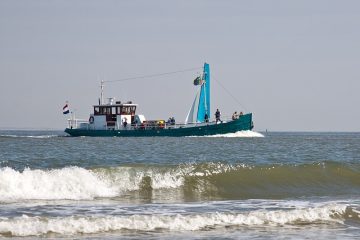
[64,63,253,137]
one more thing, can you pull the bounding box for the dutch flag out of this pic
[63,103,70,114]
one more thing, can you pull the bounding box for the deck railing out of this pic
[67,119,89,129]
[67,115,239,130]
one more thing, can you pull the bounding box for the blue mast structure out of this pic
[196,63,210,122]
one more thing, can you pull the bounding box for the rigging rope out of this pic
[105,67,202,83]
[212,76,248,112]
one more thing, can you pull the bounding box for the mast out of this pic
[204,63,210,117]
[196,63,210,122]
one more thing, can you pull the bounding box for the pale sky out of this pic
[0,0,359,131]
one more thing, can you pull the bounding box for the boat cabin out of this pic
[90,100,140,130]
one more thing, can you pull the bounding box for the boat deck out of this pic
[65,113,253,137]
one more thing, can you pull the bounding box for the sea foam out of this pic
[190,130,264,138]
[0,204,349,236]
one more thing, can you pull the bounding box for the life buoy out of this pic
[89,116,94,124]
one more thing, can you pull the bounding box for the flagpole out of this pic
[72,111,75,129]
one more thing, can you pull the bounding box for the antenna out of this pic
[100,79,104,105]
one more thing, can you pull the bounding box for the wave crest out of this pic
[0,162,359,201]
[0,204,353,236]
[0,167,117,201]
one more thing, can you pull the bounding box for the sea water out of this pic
[0,131,359,239]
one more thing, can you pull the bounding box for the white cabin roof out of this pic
[93,103,138,107]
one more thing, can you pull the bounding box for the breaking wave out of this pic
[0,162,359,201]
[0,203,357,236]
[0,167,118,201]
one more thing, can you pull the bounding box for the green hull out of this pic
[65,113,253,137]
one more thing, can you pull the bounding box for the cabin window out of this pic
[111,106,136,115]
[94,107,100,115]
[99,107,110,115]
[121,106,130,114]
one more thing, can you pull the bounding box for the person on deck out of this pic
[123,118,128,128]
[204,113,209,123]
[215,109,221,123]
[232,111,238,120]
